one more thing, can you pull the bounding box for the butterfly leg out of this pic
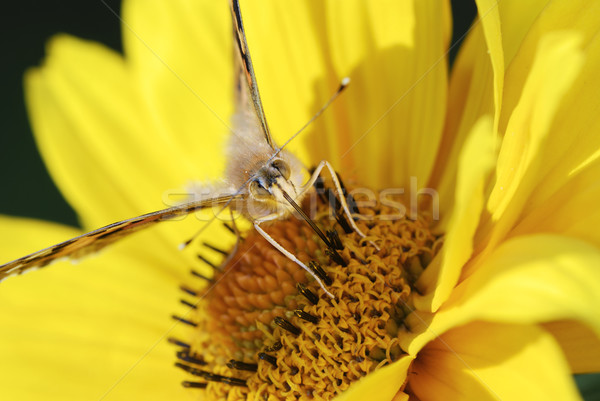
[304,160,380,251]
[253,218,335,299]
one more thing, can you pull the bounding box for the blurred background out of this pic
[0,1,598,399]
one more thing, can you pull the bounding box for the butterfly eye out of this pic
[250,179,270,198]
[271,159,290,180]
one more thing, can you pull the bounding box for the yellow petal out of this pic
[493,0,550,67]
[0,216,188,400]
[431,0,550,218]
[498,0,600,134]
[322,0,449,189]
[477,1,600,257]
[497,4,600,248]
[334,355,413,401]
[27,36,184,227]
[122,0,231,179]
[410,322,581,401]
[26,34,231,272]
[405,234,600,353]
[474,0,504,133]
[428,22,494,219]
[478,31,584,257]
[414,116,495,312]
[510,158,600,247]
[544,320,600,374]
[474,0,552,132]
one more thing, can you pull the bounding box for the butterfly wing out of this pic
[229,0,274,149]
[0,195,240,281]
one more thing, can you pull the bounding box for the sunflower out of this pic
[2,0,600,400]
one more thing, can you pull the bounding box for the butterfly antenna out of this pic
[276,77,350,155]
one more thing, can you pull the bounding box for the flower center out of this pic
[170,181,441,400]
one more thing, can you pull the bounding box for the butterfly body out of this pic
[224,109,306,220]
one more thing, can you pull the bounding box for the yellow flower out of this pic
[1,0,600,400]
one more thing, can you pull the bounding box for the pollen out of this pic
[171,183,441,400]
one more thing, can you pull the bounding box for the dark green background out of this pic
[0,1,598,398]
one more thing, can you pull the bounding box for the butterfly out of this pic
[0,0,372,299]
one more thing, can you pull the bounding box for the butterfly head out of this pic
[247,155,304,217]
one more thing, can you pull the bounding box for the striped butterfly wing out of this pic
[229,0,275,149]
[0,195,240,281]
